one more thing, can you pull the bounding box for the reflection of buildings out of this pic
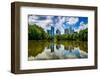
[48,45,87,59]
[56,45,61,49]
[28,43,88,60]
[64,46,69,50]
[64,46,74,52]
[50,43,54,52]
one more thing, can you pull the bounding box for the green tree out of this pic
[28,24,49,40]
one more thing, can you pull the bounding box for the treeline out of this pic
[28,24,49,40]
[55,29,88,41]
[28,24,88,41]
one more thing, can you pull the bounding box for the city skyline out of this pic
[28,15,88,34]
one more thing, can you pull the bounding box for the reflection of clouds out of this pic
[28,44,88,60]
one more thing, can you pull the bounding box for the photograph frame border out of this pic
[11,2,98,74]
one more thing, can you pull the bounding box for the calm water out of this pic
[28,40,88,60]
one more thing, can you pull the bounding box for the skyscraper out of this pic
[51,26,54,36]
[65,27,74,34]
[47,30,51,35]
[56,29,61,35]
[47,26,55,36]
[64,29,69,34]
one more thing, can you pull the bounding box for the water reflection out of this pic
[28,40,88,60]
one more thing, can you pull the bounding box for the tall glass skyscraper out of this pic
[47,26,55,36]
[51,26,54,36]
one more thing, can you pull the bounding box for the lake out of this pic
[28,40,88,60]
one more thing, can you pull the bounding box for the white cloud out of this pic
[28,15,39,21]
[28,15,52,30]
[28,15,82,34]
[34,20,52,30]
[66,17,79,25]
[46,16,54,19]
[28,15,39,25]
[80,21,84,26]
[79,21,88,30]
[53,17,66,34]
[74,21,88,33]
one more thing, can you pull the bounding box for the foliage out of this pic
[28,40,50,57]
[28,24,88,41]
[28,24,49,40]
[28,40,88,57]
[78,28,88,41]
[55,29,88,41]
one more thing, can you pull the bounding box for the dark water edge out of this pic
[28,40,88,61]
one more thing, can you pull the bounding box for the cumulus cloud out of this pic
[28,15,79,34]
[79,21,88,30]
[28,15,87,34]
[28,15,39,24]
[74,21,88,33]
[66,17,79,25]
[28,15,52,31]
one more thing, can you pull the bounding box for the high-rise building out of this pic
[64,29,69,34]
[51,26,54,36]
[65,27,74,34]
[56,29,61,35]
[47,26,55,36]
[47,30,51,35]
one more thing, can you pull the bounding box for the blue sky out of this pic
[28,15,88,33]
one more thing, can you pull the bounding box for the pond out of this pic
[28,40,88,60]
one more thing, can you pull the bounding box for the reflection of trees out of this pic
[64,46,69,50]
[28,40,88,58]
[28,40,50,57]
[56,45,61,50]
[56,41,88,53]
[64,46,74,52]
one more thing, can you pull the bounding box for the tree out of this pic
[28,24,49,40]
[28,24,88,41]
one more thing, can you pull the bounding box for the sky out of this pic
[28,15,88,34]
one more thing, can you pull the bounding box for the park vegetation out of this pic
[28,24,88,41]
